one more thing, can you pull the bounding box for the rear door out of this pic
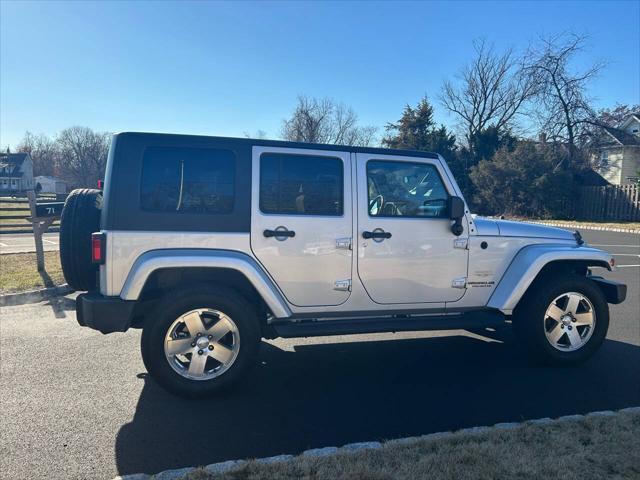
[356,153,469,304]
[250,146,352,307]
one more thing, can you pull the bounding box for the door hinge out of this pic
[452,277,467,289]
[453,238,468,250]
[336,237,352,250]
[334,279,352,292]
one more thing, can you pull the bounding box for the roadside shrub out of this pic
[469,142,572,218]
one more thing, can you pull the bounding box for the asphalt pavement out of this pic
[0,230,638,480]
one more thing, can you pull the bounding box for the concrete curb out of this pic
[112,406,640,480]
[0,284,73,307]
[526,221,640,234]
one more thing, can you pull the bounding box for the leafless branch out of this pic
[281,95,377,146]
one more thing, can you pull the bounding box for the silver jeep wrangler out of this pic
[60,132,627,398]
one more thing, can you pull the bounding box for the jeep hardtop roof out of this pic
[113,131,440,159]
[102,132,441,233]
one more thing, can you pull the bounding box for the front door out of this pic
[356,153,469,304]
[250,146,352,307]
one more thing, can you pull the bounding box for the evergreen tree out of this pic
[382,97,457,156]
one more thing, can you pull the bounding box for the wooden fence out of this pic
[573,184,640,222]
[0,194,66,234]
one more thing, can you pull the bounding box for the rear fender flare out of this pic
[119,249,292,319]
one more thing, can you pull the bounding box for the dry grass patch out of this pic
[0,252,65,293]
[183,411,640,480]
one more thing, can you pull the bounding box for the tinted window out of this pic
[260,153,343,216]
[141,147,235,214]
[367,161,448,218]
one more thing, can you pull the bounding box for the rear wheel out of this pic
[141,286,261,398]
[514,273,609,364]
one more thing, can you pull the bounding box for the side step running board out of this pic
[271,310,506,339]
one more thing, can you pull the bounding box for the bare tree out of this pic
[595,104,639,127]
[56,126,111,188]
[440,39,536,154]
[17,131,59,176]
[281,96,377,146]
[524,33,605,166]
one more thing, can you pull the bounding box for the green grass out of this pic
[183,411,640,480]
[0,252,65,293]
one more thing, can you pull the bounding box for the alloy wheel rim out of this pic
[543,292,596,352]
[164,309,240,380]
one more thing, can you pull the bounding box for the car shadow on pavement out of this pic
[114,333,640,476]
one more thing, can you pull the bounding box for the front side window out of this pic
[140,147,235,214]
[367,161,448,218]
[260,153,343,216]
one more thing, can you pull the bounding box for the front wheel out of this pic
[514,274,609,365]
[141,286,261,398]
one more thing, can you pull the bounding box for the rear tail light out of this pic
[91,232,106,264]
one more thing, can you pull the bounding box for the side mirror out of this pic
[447,196,465,236]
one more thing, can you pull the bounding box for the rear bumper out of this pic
[589,276,627,304]
[76,292,135,334]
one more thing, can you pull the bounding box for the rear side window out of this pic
[260,153,343,216]
[140,147,235,214]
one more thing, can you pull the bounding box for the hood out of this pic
[474,217,576,241]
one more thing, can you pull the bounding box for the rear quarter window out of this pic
[140,147,235,214]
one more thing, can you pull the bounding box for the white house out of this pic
[594,113,640,185]
[0,153,35,193]
[35,175,67,194]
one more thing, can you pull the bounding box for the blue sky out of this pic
[1,0,639,148]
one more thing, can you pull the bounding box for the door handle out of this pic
[264,228,295,238]
[362,230,392,240]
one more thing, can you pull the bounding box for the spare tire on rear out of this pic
[59,188,103,291]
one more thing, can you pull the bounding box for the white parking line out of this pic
[613,254,640,257]
[42,239,58,245]
[617,265,640,268]
[0,241,8,247]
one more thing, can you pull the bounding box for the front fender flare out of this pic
[487,244,613,314]
[119,249,292,319]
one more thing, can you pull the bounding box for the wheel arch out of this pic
[120,249,292,320]
[487,244,613,315]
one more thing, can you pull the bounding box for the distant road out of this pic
[0,232,60,254]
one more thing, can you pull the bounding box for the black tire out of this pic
[141,286,261,398]
[514,273,609,365]
[59,188,102,291]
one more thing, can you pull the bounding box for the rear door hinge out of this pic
[452,277,467,289]
[453,238,468,249]
[336,237,352,250]
[334,279,352,292]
